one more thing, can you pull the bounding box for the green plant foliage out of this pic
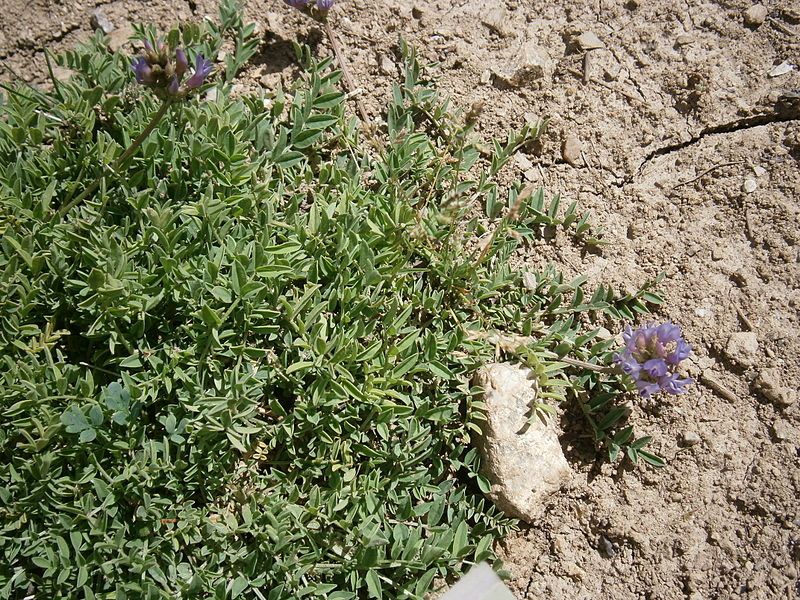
[0,6,660,598]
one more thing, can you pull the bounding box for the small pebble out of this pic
[743,5,769,28]
[562,134,582,166]
[378,54,395,76]
[682,431,702,446]
[576,31,605,51]
[599,535,615,557]
[90,8,114,34]
[724,332,759,368]
[772,419,793,441]
[768,62,795,78]
[743,178,758,193]
[752,165,767,177]
[755,369,795,406]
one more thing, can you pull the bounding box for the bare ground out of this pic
[2,0,799,598]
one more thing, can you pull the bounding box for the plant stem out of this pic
[323,21,381,149]
[559,355,617,374]
[58,98,173,218]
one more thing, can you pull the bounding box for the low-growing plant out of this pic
[0,3,688,598]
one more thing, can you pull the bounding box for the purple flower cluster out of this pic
[613,323,692,398]
[284,0,335,15]
[131,39,213,99]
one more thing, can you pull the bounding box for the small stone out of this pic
[768,62,795,78]
[562,134,582,166]
[411,4,426,19]
[576,31,605,51]
[481,7,515,38]
[106,23,134,52]
[753,165,767,177]
[51,66,74,82]
[772,419,794,441]
[378,54,395,76]
[724,332,759,368]
[755,368,795,406]
[743,5,769,28]
[480,69,492,85]
[682,431,702,446]
[90,8,114,34]
[491,42,553,87]
[474,363,572,523]
[514,152,534,172]
[599,535,616,557]
[205,88,218,102]
[743,178,758,193]
[675,34,694,46]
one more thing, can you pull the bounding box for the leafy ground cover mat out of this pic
[0,8,659,598]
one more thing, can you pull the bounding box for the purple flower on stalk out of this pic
[613,322,693,398]
[175,49,189,79]
[131,57,154,84]
[316,0,335,10]
[184,54,214,89]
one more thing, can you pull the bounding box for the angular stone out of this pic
[474,363,572,523]
[90,9,115,34]
[576,31,605,51]
[492,42,553,87]
[755,368,795,406]
[724,332,759,368]
[562,134,582,166]
[481,7,515,38]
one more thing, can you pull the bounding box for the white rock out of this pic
[768,62,795,78]
[724,332,759,368]
[576,31,605,50]
[439,563,515,600]
[379,54,396,76]
[474,363,572,523]
[562,134,582,166]
[90,9,114,34]
[492,42,553,87]
[682,431,702,446]
[743,178,758,193]
[743,5,768,27]
[514,152,534,171]
[773,419,795,442]
[753,165,767,177]
[481,7,515,38]
[755,368,795,406]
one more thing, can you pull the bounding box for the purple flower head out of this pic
[642,358,668,379]
[175,49,188,79]
[284,0,309,7]
[167,75,180,96]
[131,57,154,84]
[658,372,692,395]
[316,0,335,10]
[184,54,214,89]
[613,322,693,398]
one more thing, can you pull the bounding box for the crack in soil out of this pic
[630,101,800,181]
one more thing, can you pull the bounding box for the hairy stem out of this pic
[58,98,173,218]
[323,21,381,149]
[559,355,617,374]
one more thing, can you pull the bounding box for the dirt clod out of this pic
[561,134,582,166]
[724,332,760,368]
[743,5,769,28]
